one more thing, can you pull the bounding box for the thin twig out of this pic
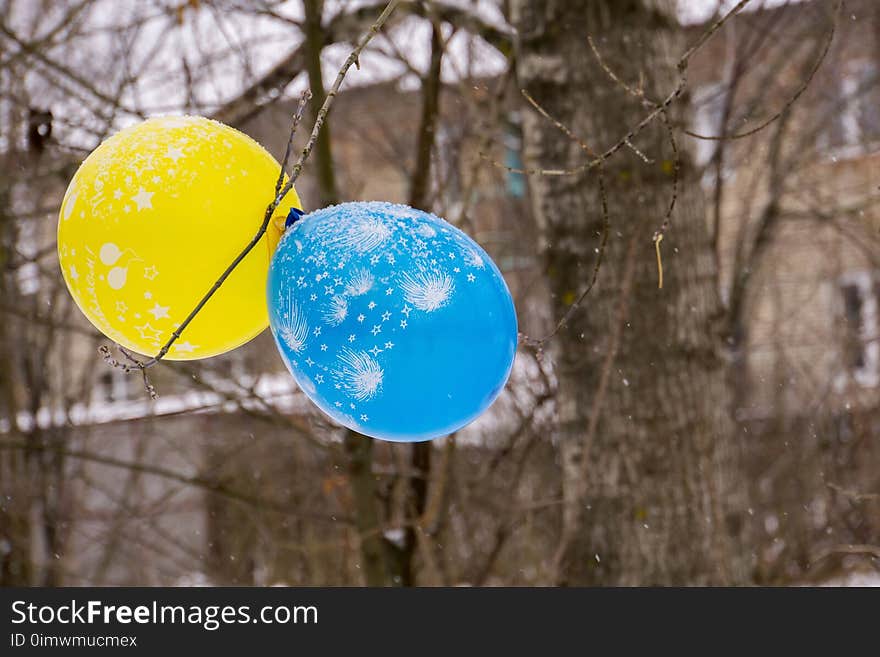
[275,89,313,199]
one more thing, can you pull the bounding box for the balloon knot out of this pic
[285,206,305,230]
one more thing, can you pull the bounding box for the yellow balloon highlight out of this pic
[58,115,300,360]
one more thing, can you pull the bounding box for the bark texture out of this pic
[512,0,751,585]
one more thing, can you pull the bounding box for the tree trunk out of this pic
[303,0,339,208]
[512,0,751,585]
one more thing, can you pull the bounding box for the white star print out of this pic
[166,145,185,162]
[69,265,79,281]
[131,188,154,211]
[370,254,380,265]
[467,273,476,282]
[371,325,382,336]
[306,357,315,367]
[400,319,408,329]
[310,294,318,301]
[360,414,369,422]
[113,189,123,200]
[454,267,460,273]
[324,285,335,295]
[349,334,356,342]
[174,341,197,353]
[144,291,153,299]
[148,303,170,320]
[357,314,365,323]
[116,301,128,313]
[321,344,328,351]
[143,266,158,280]
[369,346,383,356]
[449,252,456,259]
[313,327,322,336]
[381,311,391,322]
[134,323,162,342]
[368,302,376,310]
[384,341,394,349]
[385,288,394,296]
[316,374,324,384]
[401,305,411,317]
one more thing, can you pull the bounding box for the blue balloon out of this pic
[267,201,517,442]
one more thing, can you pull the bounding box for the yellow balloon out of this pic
[58,116,300,360]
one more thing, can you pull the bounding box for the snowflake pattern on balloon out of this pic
[268,201,511,437]
[398,270,454,312]
[334,348,384,401]
[278,293,309,354]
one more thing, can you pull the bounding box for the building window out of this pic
[15,219,40,296]
[839,271,879,387]
[692,82,729,167]
[94,368,137,404]
[819,59,880,154]
[503,112,525,198]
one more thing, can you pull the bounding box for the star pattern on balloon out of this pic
[134,322,163,342]
[131,188,154,211]
[147,303,170,320]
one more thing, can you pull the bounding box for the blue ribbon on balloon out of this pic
[285,206,305,230]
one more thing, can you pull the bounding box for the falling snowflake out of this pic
[278,293,308,354]
[334,348,384,402]
[398,270,454,312]
[344,268,374,297]
[323,295,348,326]
[327,217,392,253]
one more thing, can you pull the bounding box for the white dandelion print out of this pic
[344,267,374,297]
[278,293,308,353]
[323,295,348,326]
[399,270,454,312]
[327,217,392,253]
[463,247,485,269]
[334,348,384,402]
